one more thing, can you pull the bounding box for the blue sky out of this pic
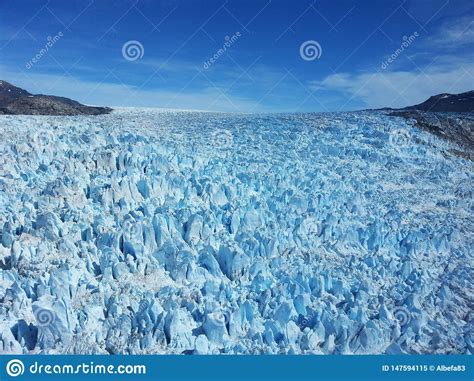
[0,0,473,112]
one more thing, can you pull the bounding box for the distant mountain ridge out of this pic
[401,90,474,112]
[0,80,112,116]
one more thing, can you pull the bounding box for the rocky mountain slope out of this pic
[388,91,474,159]
[402,91,474,113]
[0,81,112,116]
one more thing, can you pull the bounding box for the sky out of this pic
[0,0,473,112]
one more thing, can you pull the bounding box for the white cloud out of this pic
[427,15,474,48]
[313,59,474,109]
[0,66,261,112]
[311,12,474,110]
[405,0,474,26]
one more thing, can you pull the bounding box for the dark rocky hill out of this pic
[401,91,474,113]
[0,80,112,116]
[388,90,474,160]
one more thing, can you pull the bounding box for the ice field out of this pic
[0,109,472,354]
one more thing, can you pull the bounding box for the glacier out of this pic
[0,108,472,354]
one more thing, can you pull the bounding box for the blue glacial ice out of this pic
[0,109,472,354]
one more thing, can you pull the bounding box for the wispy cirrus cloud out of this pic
[312,12,474,110]
[0,65,262,112]
[426,15,474,48]
[312,59,474,109]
